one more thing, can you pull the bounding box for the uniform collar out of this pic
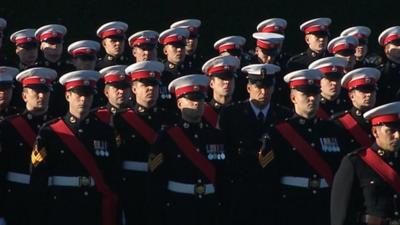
[249,101,270,119]
[64,112,90,130]
[23,110,49,122]
[293,113,318,126]
[180,119,204,130]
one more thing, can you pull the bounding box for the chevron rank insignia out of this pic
[149,153,163,172]
[258,149,274,168]
[31,142,47,167]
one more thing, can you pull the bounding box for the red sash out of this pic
[167,126,216,184]
[359,148,400,193]
[120,110,157,144]
[95,108,111,125]
[49,119,117,225]
[203,104,218,128]
[276,122,334,185]
[316,108,330,120]
[8,116,37,147]
[338,113,373,147]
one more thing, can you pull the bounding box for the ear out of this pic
[163,46,168,55]
[40,42,45,51]
[131,82,137,94]
[176,97,183,110]
[371,126,379,139]
[209,78,215,89]
[290,90,296,104]
[348,90,355,101]
[305,34,310,45]
[65,91,70,102]
[102,39,107,48]
[132,47,137,57]
[104,86,110,98]
[22,90,28,103]
[246,83,252,94]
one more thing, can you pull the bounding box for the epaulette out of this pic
[331,110,349,119]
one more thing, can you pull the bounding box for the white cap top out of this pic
[300,17,331,33]
[378,26,400,46]
[202,55,240,76]
[308,56,348,73]
[364,101,400,125]
[10,29,37,45]
[96,21,128,39]
[128,30,159,47]
[158,28,189,45]
[0,66,19,82]
[170,19,201,29]
[35,24,67,42]
[284,69,323,83]
[257,18,287,33]
[168,74,209,97]
[241,63,281,75]
[214,35,246,53]
[341,67,381,90]
[67,40,100,56]
[340,26,371,39]
[327,36,359,54]
[16,67,57,85]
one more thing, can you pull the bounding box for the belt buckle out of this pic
[308,178,321,189]
[79,176,91,187]
[194,183,206,195]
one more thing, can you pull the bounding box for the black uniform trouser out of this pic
[164,192,219,225]
[3,183,30,225]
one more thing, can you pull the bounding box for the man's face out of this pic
[255,47,277,64]
[210,76,235,98]
[349,89,376,111]
[335,53,356,71]
[72,57,97,70]
[384,43,400,63]
[104,84,130,108]
[247,83,273,107]
[40,41,63,60]
[0,87,12,109]
[164,44,185,64]
[22,88,50,111]
[102,37,125,57]
[291,89,321,116]
[177,97,204,121]
[355,45,368,61]
[185,37,198,54]
[305,33,328,53]
[16,46,38,65]
[132,46,157,62]
[65,91,93,114]
[373,125,400,151]
[320,77,341,99]
[132,81,159,107]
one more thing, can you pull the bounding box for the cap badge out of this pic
[235,44,240,49]
[193,85,200,91]
[119,75,125,80]
[224,65,230,71]
[117,29,122,34]
[40,78,46,84]
[365,78,371,83]
[308,79,314,85]
[332,66,337,72]
[320,25,326,30]
[27,37,32,41]
[83,80,90,86]
[189,27,194,32]
[274,26,279,30]
[149,71,155,77]
[177,35,183,40]
[52,31,57,36]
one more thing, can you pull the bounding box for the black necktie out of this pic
[257,111,265,121]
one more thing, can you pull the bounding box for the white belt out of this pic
[48,176,95,187]
[122,161,148,172]
[167,181,215,195]
[280,176,329,188]
[6,171,30,184]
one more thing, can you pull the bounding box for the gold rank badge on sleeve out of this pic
[258,149,274,168]
[148,153,163,172]
[31,142,47,167]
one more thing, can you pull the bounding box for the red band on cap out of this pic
[65,80,96,90]
[104,74,127,84]
[289,79,320,88]
[39,32,63,42]
[71,48,97,56]
[346,77,376,90]
[304,25,326,34]
[175,85,207,97]
[371,114,400,125]
[207,65,234,76]
[100,29,124,39]
[128,71,161,80]
[22,77,52,86]
[319,66,344,74]
[261,26,283,33]
[256,40,277,50]
[332,43,356,54]
[383,34,400,45]
[130,37,157,46]
[15,37,36,45]
[218,43,240,53]
[354,33,368,39]
[161,35,184,45]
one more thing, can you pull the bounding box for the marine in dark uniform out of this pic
[0,67,56,225]
[128,30,159,63]
[35,24,75,118]
[96,21,131,71]
[332,67,381,153]
[0,67,19,119]
[286,18,332,72]
[268,69,347,225]
[201,55,240,128]
[171,19,204,73]
[219,64,292,225]
[115,60,171,225]
[148,74,226,225]
[9,29,39,71]
[331,101,400,225]
[29,70,120,225]
[377,26,400,104]
[158,27,191,112]
[308,57,351,119]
